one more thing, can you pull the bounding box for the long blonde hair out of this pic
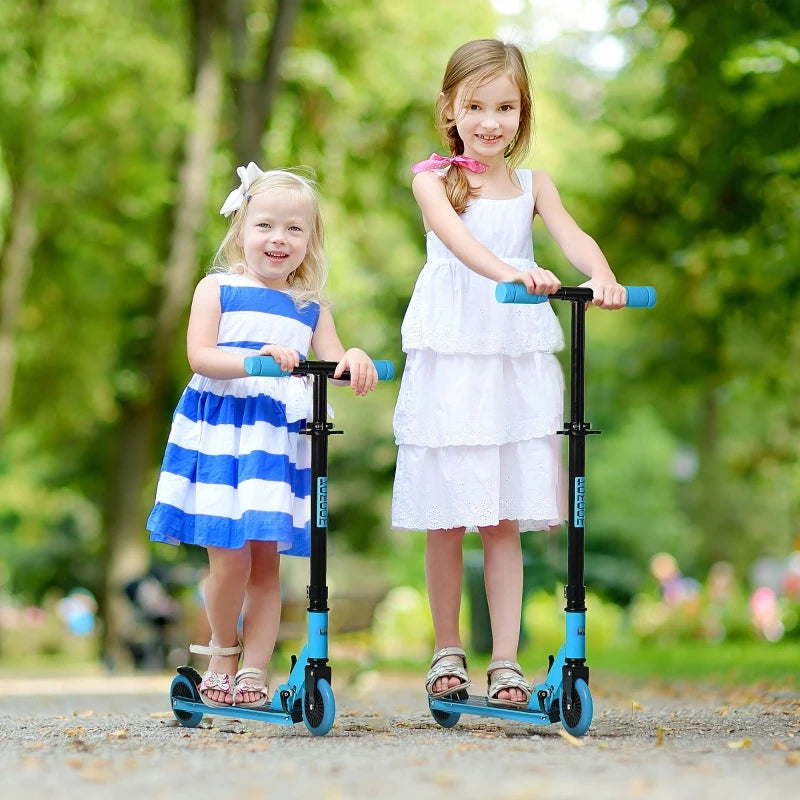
[435,39,533,214]
[212,168,327,307]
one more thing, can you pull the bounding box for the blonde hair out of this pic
[435,39,533,214]
[212,168,327,307]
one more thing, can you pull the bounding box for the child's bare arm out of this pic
[186,277,252,378]
[532,171,626,309]
[310,307,377,396]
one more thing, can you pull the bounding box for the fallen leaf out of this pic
[728,739,752,749]
[655,726,665,746]
[68,740,92,752]
[557,728,585,747]
[787,752,800,766]
[774,741,789,751]
[631,701,647,711]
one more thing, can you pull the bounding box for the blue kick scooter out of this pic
[169,357,394,736]
[428,284,656,737]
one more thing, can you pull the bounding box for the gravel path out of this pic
[1,669,798,799]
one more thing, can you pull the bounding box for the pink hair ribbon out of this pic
[411,153,488,174]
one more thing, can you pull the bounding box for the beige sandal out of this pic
[233,667,269,708]
[425,646,472,698]
[486,659,532,708]
[189,641,242,708]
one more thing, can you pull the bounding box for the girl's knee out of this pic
[248,541,280,584]
[479,520,521,544]
[208,545,252,581]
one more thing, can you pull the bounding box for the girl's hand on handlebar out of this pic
[513,266,561,296]
[334,348,378,396]
[580,277,627,309]
[257,344,300,373]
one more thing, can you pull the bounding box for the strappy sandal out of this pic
[486,659,532,709]
[233,667,269,708]
[189,641,243,708]
[425,646,472,699]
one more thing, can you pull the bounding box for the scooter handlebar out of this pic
[495,283,657,308]
[244,356,395,381]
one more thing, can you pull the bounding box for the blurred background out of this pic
[0,0,798,684]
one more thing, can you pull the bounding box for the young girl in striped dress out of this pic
[147,165,378,708]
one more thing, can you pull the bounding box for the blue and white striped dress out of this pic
[147,273,320,557]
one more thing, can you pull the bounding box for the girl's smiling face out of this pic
[450,72,522,162]
[239,190,313,289]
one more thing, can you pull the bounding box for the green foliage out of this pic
[0,474,102,602]
[523,588,626,654]
[596,0,800,568]
[584,405,699,598]
[1,0,799,616]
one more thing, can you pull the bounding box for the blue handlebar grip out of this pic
[373,360,395,381]
[495,282,657,308]
[494,282,548,305]
[244,355,395,380]
[243,355,289,377]
[623,285,657,308]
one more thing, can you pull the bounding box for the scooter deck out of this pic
[172,696,300,725]
[429,693,552,725]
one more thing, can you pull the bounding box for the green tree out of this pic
[599,0,800,570]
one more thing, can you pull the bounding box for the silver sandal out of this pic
[189,641,242,708]
[486,659,531,708]
[425,646,472,699]
[233,667,269,708]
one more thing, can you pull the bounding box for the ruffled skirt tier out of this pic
[392,259,566,533]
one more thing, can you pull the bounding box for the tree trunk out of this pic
[233,0,303,164]
[101,51,225,669]
[0,178,38,440]
[101,0,303,668]
[0,0,47,443]
[694,384,729,567]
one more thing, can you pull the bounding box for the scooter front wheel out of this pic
[559,678,593,736]
[170,674,204,728]
[302,678,335,736]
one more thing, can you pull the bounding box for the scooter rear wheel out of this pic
[170,674,204,728]
[431,708,461,728]
[302,678,335,736]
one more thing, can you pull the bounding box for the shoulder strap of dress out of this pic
[515,169,533,195]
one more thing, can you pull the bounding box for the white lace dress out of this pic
[392,169,566,532]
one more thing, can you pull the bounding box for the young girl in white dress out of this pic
[392,39,627,707]
[148,165,378,708]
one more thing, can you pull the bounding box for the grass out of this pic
[2,615,797,690]
[583,639,798,687]
[333,637,798,693]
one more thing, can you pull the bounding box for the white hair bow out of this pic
[219,162,265,217]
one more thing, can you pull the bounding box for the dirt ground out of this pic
[1,668,798,800]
